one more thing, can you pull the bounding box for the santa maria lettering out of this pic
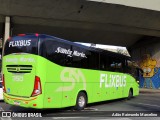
[100,74,126,88]
[9,40,31,47]
[6,57,35,63]
[55,47,87,58]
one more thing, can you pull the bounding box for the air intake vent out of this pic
[6,65,32,73]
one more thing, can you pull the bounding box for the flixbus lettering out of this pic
[9,40,31,47]
[100,74,126,88]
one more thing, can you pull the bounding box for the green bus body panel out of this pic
[3,54,139,109]
[3,55,37,97]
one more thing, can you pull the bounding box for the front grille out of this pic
[6,65,32,73]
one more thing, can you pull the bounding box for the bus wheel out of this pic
[75,92,87,111]
[128,89,133,100]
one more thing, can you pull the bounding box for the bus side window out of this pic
[100,54,105,70]
[40,39,70,66]
[126,60,133,73]
[126,60,138,78]
[72,46,89,69]
[100,54,109,71]
[109,57,123,72]
[88,51,99,70]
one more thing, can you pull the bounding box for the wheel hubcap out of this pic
[78,96,85,107]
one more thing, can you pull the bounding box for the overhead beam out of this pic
[11,16,160,37]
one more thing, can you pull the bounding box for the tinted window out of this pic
[87,51,99,69]
[40,39,71,66]
[71,46,90,68]
[39,35,130,72]
[125,60,138,77]
[40,38,99,69]
[4,35,38,56]
[108,56,124,72]
[100,53,124,72]
[100,54,109,70]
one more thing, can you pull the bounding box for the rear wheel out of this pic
[75,92,87,111]
[128,89,133,100]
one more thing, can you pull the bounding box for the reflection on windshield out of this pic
[4,35,38,56]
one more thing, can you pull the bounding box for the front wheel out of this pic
[75,92,87,111]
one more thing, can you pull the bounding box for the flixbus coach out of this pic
[2,34,139,110]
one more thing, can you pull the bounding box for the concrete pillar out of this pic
[1,16,10,73]
[2,16,10,59]
[4,16,10,43]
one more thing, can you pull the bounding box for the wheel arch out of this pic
[130,87,133,95]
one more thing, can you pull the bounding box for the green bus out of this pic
[2,34,139,110]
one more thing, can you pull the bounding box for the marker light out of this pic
[18,34,26,36]
[35,33,39,37]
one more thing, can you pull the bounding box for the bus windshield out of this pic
[4,35,38,56]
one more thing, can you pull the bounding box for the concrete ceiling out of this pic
[0,0,160,47]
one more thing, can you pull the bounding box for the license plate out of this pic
[12,74,24,82]
[14,101,20,105]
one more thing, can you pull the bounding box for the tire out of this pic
[127,89,133,100]
[75,92,87,111]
